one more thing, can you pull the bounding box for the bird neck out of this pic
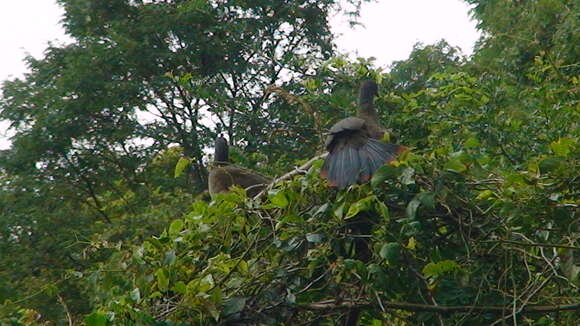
[214,143,229,165]
[358,81,379,123]
[357,103,380,124]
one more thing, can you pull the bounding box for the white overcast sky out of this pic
[0,0,480,149]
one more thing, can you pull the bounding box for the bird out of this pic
[321,80,406,325]
[208,136,272,198]
[320,80,406,188]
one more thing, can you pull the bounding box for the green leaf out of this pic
[400,167,415,185]
[334,203,345,219]
[422,260,461,278]
[45,284,59,297]
[550,138,574,157]
[376,201,390,219]
[406,197,421,219]
[417,192,435,210]
[286,291,296,303]
[173,281,187,294]
[270,191,289,209]
[169,219,184,235]
[147,237,164,250]
[371,165,400,187]
[312,203,329,217]
[179,0,209,12]
[539,157,563,173]
[223,297,246,316]
[163,250,176,266]
[309,159,325,171]
[149,291,162,299]
[476,190,495,200]
[85,312,107,326]
[445,158,467,173]
[306,233,324,243]
[344,259,366,272]
[464,136,480,148]
[367,264,382,275]
[237,260,249,275]
[198,274,215,292]
[155,268,169,291]
[346,195,376,219]
[380,243,401,264]
[174,157,191,178]
[303,78,319,91]
[506,173,527,185]
[130,288,141,302]
[406,237,418,250]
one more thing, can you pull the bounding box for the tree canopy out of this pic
[1,0,578,325]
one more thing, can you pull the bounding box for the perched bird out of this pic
[321,80,406,188]
[208,137,272,198]
[321,81,406,325]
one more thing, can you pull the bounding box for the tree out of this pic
[0,0,372,323]
[2,0,368,193]
[75,45,578,324]
[466,0,578,79]
[2,0,578,325]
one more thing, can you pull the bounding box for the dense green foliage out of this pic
[0,0,368,322]
[1,0,578,325]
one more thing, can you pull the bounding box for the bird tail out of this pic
[321,138,406,189]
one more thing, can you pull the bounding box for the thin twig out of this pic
[482,239,580,250]
[57,294,73,326]
[253,153,328,199]
[489,274,556,326]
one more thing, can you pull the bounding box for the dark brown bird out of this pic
[208,137,272,198]
[321,80,406,188]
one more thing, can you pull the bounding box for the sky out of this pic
[0,0,480,149]
[332,0,480,66]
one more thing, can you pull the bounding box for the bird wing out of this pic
[324,117,366,149]
[321,117,407,188]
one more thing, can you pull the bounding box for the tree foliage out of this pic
[1,0,578,325]
[0,0,370,321]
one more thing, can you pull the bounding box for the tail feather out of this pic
[322,138,404,188]
[364,138,398,168]
[325,146,361,188]
[363,140,385,173]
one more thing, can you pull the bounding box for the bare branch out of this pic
[298,299,580,314]
[253,153,328,199]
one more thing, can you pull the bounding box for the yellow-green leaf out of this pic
[422,260,460,278]
[406,237,417,250]
[346,195,375,219]
[169,219,184,235]
[270,191,289,208]
[550,138,575,157]
[174,157,191,178]
[155,268,169,291]
[85,312,107,326]
[464,136,480,149]
[476,190,495,200]
[445,159,467,173]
